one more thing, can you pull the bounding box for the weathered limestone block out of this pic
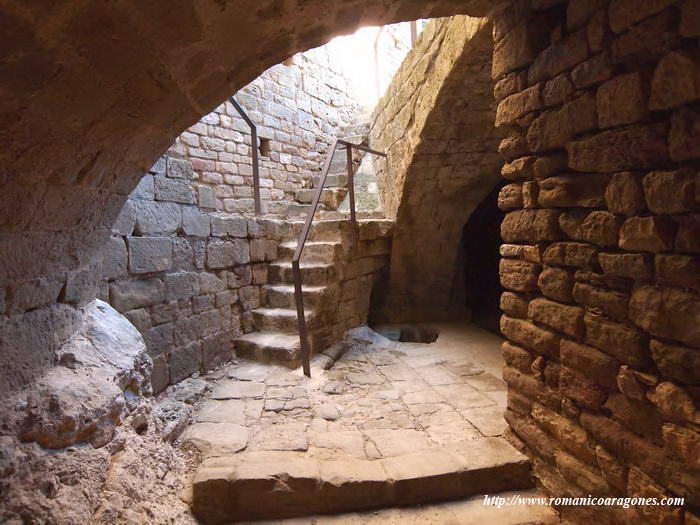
[495,84,543,127]
[538,266,574,302]
[501,156,537,180]
[630,285,700,348]
[533,151,567,178]
[527,93,597,152]
[154,176,196,204]
[538,174,608,207]
[651,339,700,385]
[618,216,676,252]
[182,207,211,237]
[528,28,589,84]
[19,300,151,449]
[587,9,612,54]
[554,449,610,495]
[561,339,619,390]
[577,211,622,247]
[198,186,217,210]
[112,200,136,236]
[499,130,530,160]
[650,50,700,110]
[169,342,202,384]
[605,171,646,216]
[628,466,686,524]
[542,242,598,269]
[131,174,155,200]
[643,169,696,214]
[499,258,541,292]
[560,366,608,409]
[494,72,522,101]
[597,71,650,128]
[648,382,697,423]
[584,312,649,367]
[501,209,561,243]
[598,252,653,280]
[662,423,700,469]
[504,410,558,462]
[206,239,250,269]
[655,254,700,290]
[128,237,172,274]
[542,73,575,106]
[503,341,534,373]
[528,297,584,337]
[521,181,539,208]
[500,291,530,318]
[604,393,663,444]
[210,215,247,237]
[566,123,669,172]
[498,184,523,210]
[166,157,193,179]
[133,201,182,235]
[493,22,548,79]
[164,271,200,302]
[669,106,700,161]
[675,214,700,253]
[595,445,628,492]
[500,315,560,357]
[574,281,628,319]
[567,0,607,30]
[571,51,613,88]
[109,278,165,312]
[611,9,681,66]
[608,0,677,33]
[581,412,700,506]
[102,236,128,281]
[531,402,596,465]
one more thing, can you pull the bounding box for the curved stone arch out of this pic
[0,0,497,287]
[368,16,503,321]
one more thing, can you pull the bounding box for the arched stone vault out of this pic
[368,16,503,322]
[0,0,499,394]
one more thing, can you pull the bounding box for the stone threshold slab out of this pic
[190,437,532,523]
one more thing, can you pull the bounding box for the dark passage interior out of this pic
[461,182,504,334]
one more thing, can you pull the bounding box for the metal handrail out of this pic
[229,97,262,216]
[292,138,387,376]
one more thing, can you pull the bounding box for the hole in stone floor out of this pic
[370,323,440,343]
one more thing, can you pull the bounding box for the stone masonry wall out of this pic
[100,154,285,393]
[168,28,413,217]
[368,16,504,322]
[492,1,700,523]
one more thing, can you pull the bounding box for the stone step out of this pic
[285,217,392,242]
[251,307,316,333]
[268,261,337,286]
[264,284,337,309]
[313,174,348,188]
[295,187,347,208]
[277,240,344,263]
[190,438,532,523]
[234,332,301,367]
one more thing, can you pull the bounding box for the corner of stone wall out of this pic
[492,0,700,522]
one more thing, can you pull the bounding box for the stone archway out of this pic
[0,0,499,395]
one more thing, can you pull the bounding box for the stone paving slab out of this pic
[186,324,531,523]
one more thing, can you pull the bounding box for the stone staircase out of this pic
[234,131,391,369]
[235,217,392,368]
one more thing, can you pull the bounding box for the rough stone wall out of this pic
[368,16,504,322]
[101,154,288,394]
[168,50,364,216]
[0,0,495,399]
[492,1,700,523]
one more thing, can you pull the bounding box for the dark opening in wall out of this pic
[372,323,440,343]
[461,182,504,334]
[258,137,271,157]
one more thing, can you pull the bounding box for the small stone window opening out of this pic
[258,137,272,157]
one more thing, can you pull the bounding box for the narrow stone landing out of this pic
[184,324,534,523]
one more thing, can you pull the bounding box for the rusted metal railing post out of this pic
[292,138,387,377]
[346,145,358,257]
[230,97,262,216]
